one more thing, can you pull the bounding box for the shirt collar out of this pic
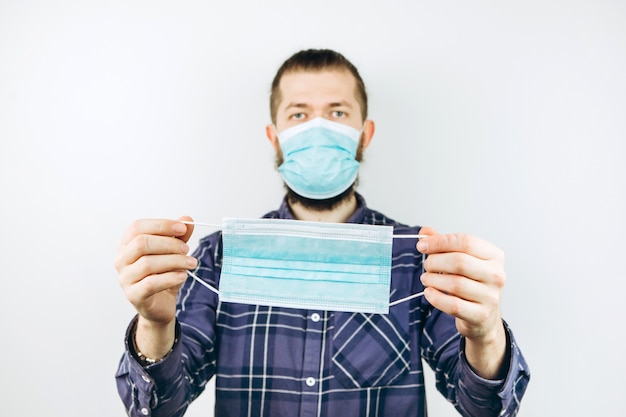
[277,192,368,224]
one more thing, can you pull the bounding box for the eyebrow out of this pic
[284,102,311,111]
[328,100,353,108]
[284,100,353,111]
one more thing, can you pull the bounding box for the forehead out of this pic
[277,70,359,110]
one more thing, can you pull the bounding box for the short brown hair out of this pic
[270,49,368,124]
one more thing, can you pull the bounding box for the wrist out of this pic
[133,317,177,364]
[132,332,176,366]
[464,320,508,380]
[466,320,505,346]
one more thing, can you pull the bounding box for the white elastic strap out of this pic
[388,291,425,307]
[180,220,222,228]
[186,270,220,295]
[180,221,427,239]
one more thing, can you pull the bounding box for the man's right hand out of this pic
[114,217,197,359]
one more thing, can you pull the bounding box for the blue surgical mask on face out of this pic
[276,117,362,200]
[218,217,393,314]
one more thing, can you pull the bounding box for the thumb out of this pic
[416,226,438,254]
[419,226,438,236]
[177,215,195,244]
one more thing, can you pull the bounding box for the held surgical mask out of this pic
[276,117,361,200]
[183,218,426,314]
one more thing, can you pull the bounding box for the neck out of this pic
[289,192,358,223]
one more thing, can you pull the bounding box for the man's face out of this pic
[265,68,375,210]
[274,69,365,133]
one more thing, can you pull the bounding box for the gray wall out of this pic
[1,1,624,416]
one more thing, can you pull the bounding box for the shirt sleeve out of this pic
[115,317,192,417]
[421,310,530,417]
[115,233,222,417]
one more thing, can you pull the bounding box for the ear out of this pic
[266,124,280,151]
[360,119,375,150]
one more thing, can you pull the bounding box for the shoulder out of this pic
[261,209,282,219]
[363,207,421,232]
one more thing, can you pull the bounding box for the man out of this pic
[115,49,529,417]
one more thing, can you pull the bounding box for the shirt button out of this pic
[310,313,320,322]
[140,408,149,415]
[305,377,316,386]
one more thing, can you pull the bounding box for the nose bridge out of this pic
[309,94,336,119]
[310,102,325,119]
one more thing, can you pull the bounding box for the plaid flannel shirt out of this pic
[116,194,530,417]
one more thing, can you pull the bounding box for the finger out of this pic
[423,286,487,324]
[119,218,190,247]
[420,272,499,305]
[119,253,198,287]
[124,270,189,305]
[115,235,191,271]
[417,233,504,261]
[423,252,497,284]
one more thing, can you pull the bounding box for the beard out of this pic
[275,136,365,212]
[285,182,357,211]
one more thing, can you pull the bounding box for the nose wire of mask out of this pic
[180,219,428,313]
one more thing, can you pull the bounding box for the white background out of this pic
[1,1,625,416]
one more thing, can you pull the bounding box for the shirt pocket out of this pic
[330,291,411,389]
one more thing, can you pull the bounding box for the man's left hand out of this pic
[417,227,508,379]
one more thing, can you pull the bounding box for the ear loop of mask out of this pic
[180,220,427,308]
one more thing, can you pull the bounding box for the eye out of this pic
[331,110,346,118]
[290,113,305,120]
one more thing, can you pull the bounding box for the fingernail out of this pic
[416,240,428,252]
[173,223,186,234]
[180,242,189,253]
[186,257,197,267]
